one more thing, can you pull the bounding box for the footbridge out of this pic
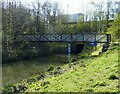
[15,33,111,43]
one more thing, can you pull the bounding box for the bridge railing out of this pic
[15,33,111,43]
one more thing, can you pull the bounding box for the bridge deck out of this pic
[15,33,111,43]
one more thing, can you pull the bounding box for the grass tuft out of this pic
[108,74,118,80]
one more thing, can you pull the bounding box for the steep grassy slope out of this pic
[2,43,119,93]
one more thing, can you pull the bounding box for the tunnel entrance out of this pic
[74,44,85,54]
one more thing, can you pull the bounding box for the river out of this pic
[2,54,77,87]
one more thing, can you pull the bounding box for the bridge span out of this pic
[15,33,111,43]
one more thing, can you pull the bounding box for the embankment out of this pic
[2,43,119,92]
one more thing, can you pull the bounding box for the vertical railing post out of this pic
[40,34,42,42]
[82,34,84,42]
[50,33,53,42]
[71,34,73,42]
[107,34,111,43]
[94,34,97,42]
[60,34,62,42]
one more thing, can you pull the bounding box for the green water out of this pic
[2,54,77,87]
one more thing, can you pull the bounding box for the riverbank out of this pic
[2,43,119,92]
[2,54,77,87]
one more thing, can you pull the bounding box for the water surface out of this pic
[2,54,77,87]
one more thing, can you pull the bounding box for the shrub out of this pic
[85,88,93,92]
[92,82,106,87]
[33,75,42,80]
[69,58,77,62]
[2,84,15,93]
[27,78,36,83]
[41,81,50,86]
[44,72,50,75]
[27,75,41,84]
[80,64,86,67]
[68,64,73,68]
[78,53,88,58]
[56,66,61,69]
[48,65,55,71]
[64,61,69,64]
[89,79,93,81]
[108,74,118,80]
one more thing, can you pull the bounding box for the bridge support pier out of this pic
[67,43,75,54]
[67,43,85,54]
[67,44,71,54]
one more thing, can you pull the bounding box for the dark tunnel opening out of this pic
[74,44,85,54]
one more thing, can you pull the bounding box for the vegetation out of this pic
[1,0,119,93]
[1,0,119,63]
[47,65,55,71]
[69,58,77,62]
[78,53,88,59]
[1,1,65,63]
[107,14,120,42]
[2,43,119,92]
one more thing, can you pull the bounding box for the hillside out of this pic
[2,43,119,93]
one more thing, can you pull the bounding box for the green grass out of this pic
[2,43,119,92]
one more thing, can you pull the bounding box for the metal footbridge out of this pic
[15,33,111,43]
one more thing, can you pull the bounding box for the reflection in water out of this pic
[2,54,77,87]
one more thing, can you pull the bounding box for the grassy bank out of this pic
[2,43,119,93]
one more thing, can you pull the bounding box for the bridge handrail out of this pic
[5,33,111,43]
